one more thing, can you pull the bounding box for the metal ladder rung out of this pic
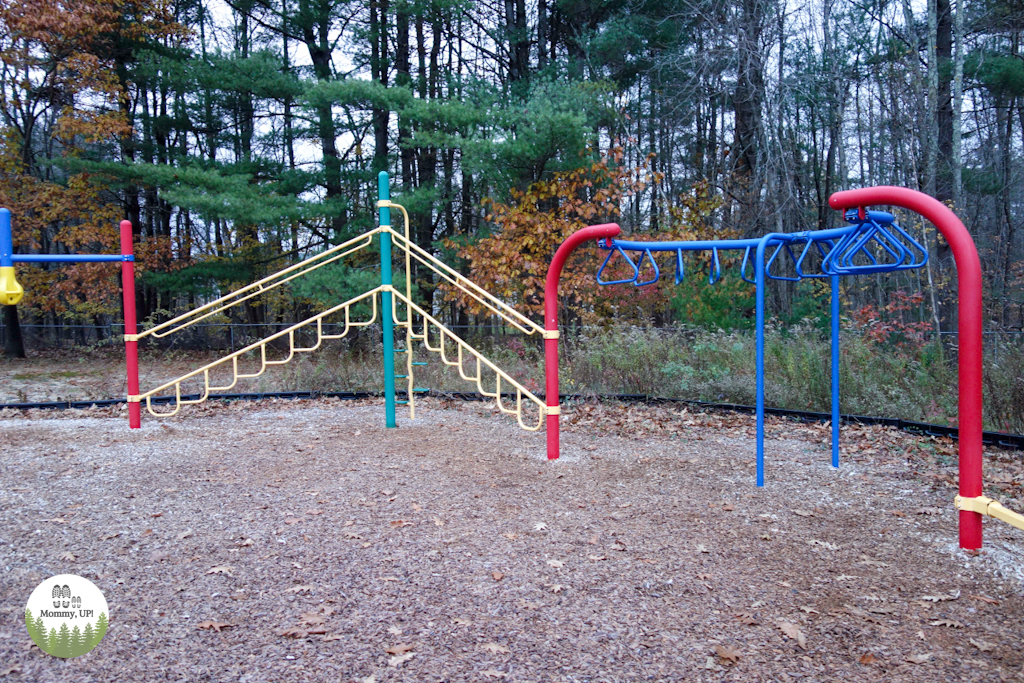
[395,374,409,379]
[411,361,428,366]
[413,388,429,393]
[396,400,410,405]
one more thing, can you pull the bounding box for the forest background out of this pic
[1,0,1023,431]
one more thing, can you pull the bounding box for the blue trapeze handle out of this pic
[708,248,722,285]
[634,249,660,286]
[596,245,641,285]
[674,249,686,284]
[740,246,757,284]
[766,241,802,282]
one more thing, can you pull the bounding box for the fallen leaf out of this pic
[432,517,445,527]
[0,664,22,676]
[390,520,413,528]
[59,551,76,561]
[148,550,169,562]
[734,613,758,625]
[100,533,120,541]
[285,585,313,594]
[791,509,814,517]
[492,571,504,581]
[929,619,963,628]
[481,643,511,654]
[617,502,632,508]
[799,606,819,614]
[891,510,906,517]
[452,617,471,626]
[280,627,308,638]
[917,590,960,602]
[808,539,839,550]
[906,653,933,664]
[284,518,303,525]
[300,612,326,626]
[197,621,235,633]
[388,652,414,668]
[970,594,1000,605]
[385,644,414,655]
[501,532,517,540]
[546,560,564,568]
[481,671,507,680]
[916,507,944,515]
[177,529,193,540]
[610,542,626,552]
[588,555,607,561]
[696,544,710,553]
[206,565,233,576]
[969,638,995,652]
[715,645,740,663]
[237,538,254,547]
[305,509,323,516]
[323,633,344,642]
[859,653,877,664]
[545,583,563,593]
[721,504,735,512]
[779,622,806,649]
[411,503,423,512]
[150,512,164,518]
[533,522,548,531]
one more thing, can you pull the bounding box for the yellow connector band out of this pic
[955,495,1024,532]
[543,330,560,340]
[123,334,140,342]
[127,395,141,403]
[0,266,23,306]
[546,405,561,416]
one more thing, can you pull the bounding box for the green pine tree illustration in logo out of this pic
[82,622,94,651]
[24,609,44,649]
[69,625,85,658]
[56,623,71,658]
[94,612,108,645]
[46,627,58,655]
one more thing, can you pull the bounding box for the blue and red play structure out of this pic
[541,186,1003,550]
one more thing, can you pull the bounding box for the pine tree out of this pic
[94,612,108,646]
[69,625,85,657]
[34,613,46,647]
[82,622,95,654]
[56,622,71,658]
[24,609,40,647]
[46,627,58,656]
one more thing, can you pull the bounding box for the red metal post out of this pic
[120,220,141,429]
[828,187,984,549]
[543,223,622,460]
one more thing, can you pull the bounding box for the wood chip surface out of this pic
[0,397,1022,681]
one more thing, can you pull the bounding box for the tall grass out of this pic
[232,324,1022,434]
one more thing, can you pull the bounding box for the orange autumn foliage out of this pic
[443,147,662,325]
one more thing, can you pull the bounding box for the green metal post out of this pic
[379,171,396,428]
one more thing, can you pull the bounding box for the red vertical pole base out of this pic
[958,510,983,550]
[546,413,559,460]
[129,402,141,429]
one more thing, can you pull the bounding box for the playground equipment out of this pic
[123,172,553,433]
[0,209,142,427]
[541,185,1024,550]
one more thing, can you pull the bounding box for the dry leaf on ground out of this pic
[197,621,235,632]
[779,622,806,649]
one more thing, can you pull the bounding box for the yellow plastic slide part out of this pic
[0,266,23,305]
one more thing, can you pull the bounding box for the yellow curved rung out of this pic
[138,231,378,341]
[392,290,544,431]
[139,288,382,415]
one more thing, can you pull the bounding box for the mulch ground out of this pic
[0,397,1022,682]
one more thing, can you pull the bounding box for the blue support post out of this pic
[379,172,397,428]
[830,274,840,468]
[0,208,12,268]
[755,238,768,487]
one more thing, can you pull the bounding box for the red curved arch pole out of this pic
[829,187,983,549]
[544,223,622,460]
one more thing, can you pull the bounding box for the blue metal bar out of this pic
[708,247,722,284]
[831,274,840,468]
[0,208,12,268]
[596,246,640,285]
[11,254,133,263]
[755,235,773,487]
[634,249,660,286]
[379,171,396,429]
[674,249,686,284]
